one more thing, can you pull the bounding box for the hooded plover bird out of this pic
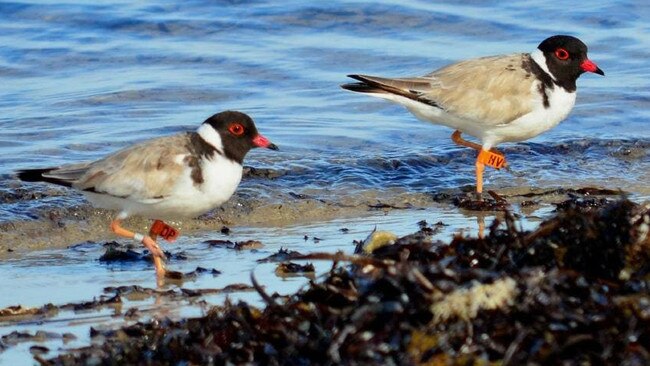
[342,35,604,195]
[17,110,278,281]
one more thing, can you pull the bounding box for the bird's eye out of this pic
[228,123,245,136]
[555,48,569,60]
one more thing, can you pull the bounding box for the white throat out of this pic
[531,49,556,81]
[197,123,224,153]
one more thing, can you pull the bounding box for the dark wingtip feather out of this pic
[346,74,366,81]
[340,82,387,94]
[16,168,72,187]
[342,74,400,95]
[16,168,49,182]
[342,74,441,108]
[341,75,385,93]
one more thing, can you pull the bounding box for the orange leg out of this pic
[110,218,166,279]
[451,130,506,195]
[451,130,483,151]
[451,130,505,154]
[148,223,159,241]
[475,158,485,194]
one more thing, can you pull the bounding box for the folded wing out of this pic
[343,53,536,126]
[48,134,193,203]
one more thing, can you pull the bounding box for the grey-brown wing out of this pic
[422,53,536,125]
[46,134,194,202]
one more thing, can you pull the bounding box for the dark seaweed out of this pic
[39,200,650,365]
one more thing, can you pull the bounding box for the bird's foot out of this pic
[141,235,166,260]
[141,235,167,282]
[147,220,182,285]
[110,219,169,283]
[454,190,509,211]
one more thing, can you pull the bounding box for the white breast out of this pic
[482,81,576,149]
[159,154,243,218]
[196,155,243,209]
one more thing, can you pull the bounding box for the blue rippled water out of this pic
[2,0,649,203]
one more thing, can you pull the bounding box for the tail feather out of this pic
[341,74,440,108]
[340,82,387,94]
[16,168,73,188]
[341,74,392,94]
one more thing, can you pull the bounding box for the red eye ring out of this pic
[229,123,245,136]
[555,48,569,60]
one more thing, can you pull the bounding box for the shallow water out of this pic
[0,0,649,363]
[0,204,546,363]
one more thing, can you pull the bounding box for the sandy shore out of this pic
[0,184,626,257]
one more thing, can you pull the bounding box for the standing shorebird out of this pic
[342,35,604,196]
[17,110,278,282]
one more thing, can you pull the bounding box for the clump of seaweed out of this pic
[274,262,315,278]
[41,199,650,365]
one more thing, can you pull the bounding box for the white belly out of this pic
[84,156,243,220]
[483,83,576,148]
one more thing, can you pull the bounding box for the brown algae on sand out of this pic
[25,198,650,365]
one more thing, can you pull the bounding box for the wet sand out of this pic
[0,181,631,257]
